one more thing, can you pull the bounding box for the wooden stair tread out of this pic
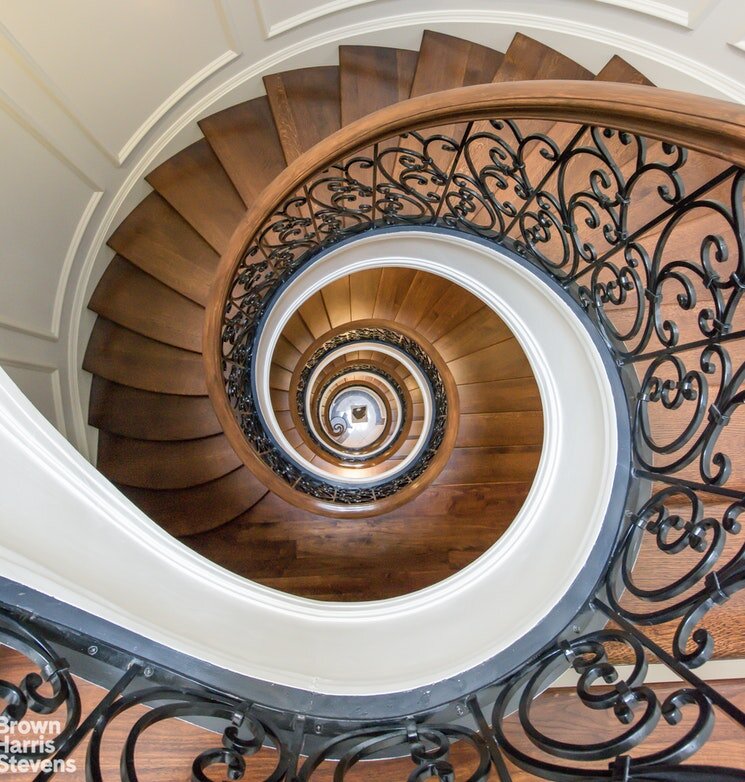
[146,138,246,253]
[89,378,221,441]
[88,255,203,352]
[118,467,266,537]
[414,284,486,343]
[320,276,352,328]
[350,268,383,321]
[184,483,530,599]
[394,271,454,329]
[595,54,654,85]
[458,378,543,414]
[107,192,219,306]
[372,268,417,320]
[435,306,513,362]
[198,96,287,206]
[494,33,593,82]
[410,31,504,96]
[83,318,206,395]
[98,431,241,490]
[339,46,418,125]
[456,411,543,448]
[435,445,541,485]
[448,339,533,385]
[298,294,332,338]
[280,313,315,354]
[264,66,341,163]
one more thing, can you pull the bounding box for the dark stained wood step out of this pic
[494,32,593,82]
[98,432,241,489]
[410,31,504,96]
[339,46,418,125]
[595,54,654,85]
[183,482,532,600]
[107,192,219,306]
[264,66,341,163]
[118,467,267,537]
[198,96,287,206]
[88,378,221,441]
[146,138,246,253]
[83,318,206,395]
[88,255,203,352]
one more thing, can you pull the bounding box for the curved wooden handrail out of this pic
[206,79,745,364]
[204,80,745,513]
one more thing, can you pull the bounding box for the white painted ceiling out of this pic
[0,0,744,458]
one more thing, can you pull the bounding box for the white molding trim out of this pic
[255,0,379,38]
[64,5,745,456]
[115,49,239,165]
[594,0,719,29]
[51,191,103,338]
[0,358,66,437]
[0,92,102,341]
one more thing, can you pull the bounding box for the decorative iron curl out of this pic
[492,630,719,780]
[86,687,289,782]
[0,612,80,763]
[297,721,490,782]
[606,487,745,669]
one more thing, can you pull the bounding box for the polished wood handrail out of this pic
[204,80,745,515]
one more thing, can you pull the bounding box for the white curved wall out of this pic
[0,232,622,695]
[0,0,743,457]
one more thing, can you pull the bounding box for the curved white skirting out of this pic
[1,231,621,696]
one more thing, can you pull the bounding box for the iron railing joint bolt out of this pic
[611,755,631,781]
[143,665,154,678]
[87,645,98,656]
[705,571,729,604]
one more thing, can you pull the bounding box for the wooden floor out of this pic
[184,480,535,601]
[1,646,742,780]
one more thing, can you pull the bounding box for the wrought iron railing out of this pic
[203,83,745,777]
[4,83,744,778]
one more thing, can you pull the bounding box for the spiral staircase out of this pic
[2,23,745,782]
[82,31,647,600]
